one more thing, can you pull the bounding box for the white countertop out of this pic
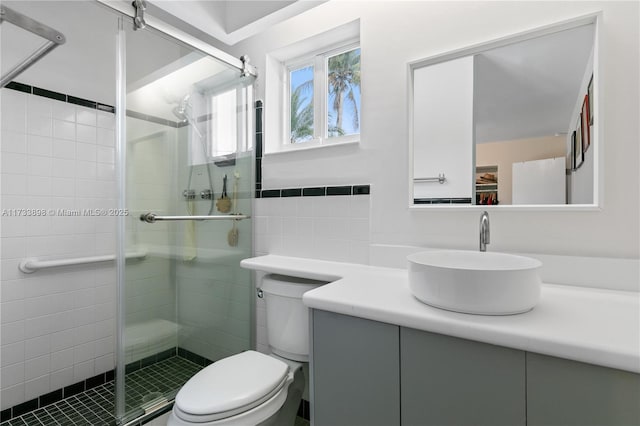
[241,254,640,373]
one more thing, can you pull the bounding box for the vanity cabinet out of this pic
[401,327,525,426]
[311,310,640,426]
[526,353,640,425]
[312,310,400,426]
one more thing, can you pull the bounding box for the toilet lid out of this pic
[175,351,289,419]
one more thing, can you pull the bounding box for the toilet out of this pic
[168,274,326,425]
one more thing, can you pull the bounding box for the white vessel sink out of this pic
[407,250,542,315]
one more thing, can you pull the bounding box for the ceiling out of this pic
[474,24,595,144]
[1,1,121,104]
[0,0,324,106]
[150,0,326,45]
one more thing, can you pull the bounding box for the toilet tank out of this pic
[260,274,327,362]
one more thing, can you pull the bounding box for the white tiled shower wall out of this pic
[0,89,116,409]
[253,193,370,353]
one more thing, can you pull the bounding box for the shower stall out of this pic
[0,2,255,424]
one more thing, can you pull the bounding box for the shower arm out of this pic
[0,6,66,88]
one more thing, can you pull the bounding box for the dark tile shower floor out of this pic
[1,356,202,426]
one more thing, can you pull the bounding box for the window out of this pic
[209,88,238,157]
[287,44,361,146]
[187,85,253,166]
[289,64,314,143]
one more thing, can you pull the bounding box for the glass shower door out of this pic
[116,22,254,424]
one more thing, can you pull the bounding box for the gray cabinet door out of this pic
[400,327,526,426]
[527,352,640,426]
[312,310,400,426]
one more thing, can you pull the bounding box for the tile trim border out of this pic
[414,197,472,205]
[259,184,370,199]
[5,81,115,113]
[5,80,186,128]
[253,100,371,200]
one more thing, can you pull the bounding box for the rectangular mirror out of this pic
[409,14,599,208]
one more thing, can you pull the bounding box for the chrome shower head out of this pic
[172,106,188,122]
[172,94,191,123]
[173,94,203,139]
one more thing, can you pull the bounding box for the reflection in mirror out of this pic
[410,17,597,207]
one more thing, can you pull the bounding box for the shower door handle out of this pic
[140,212,250,223]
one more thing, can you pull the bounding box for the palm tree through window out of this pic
[328,48,361,138]
[288,46,361,144]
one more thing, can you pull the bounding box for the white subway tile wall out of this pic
[0,89,117,410]
[253,194,370,353]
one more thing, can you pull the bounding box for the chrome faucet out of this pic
[479,211,490,252]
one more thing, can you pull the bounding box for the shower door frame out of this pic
[96,0,256,78]
[107,3,258,423]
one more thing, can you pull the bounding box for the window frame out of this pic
[283,39,361,151]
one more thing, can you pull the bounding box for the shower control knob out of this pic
[200,189,212,200]
[257,288,264,299]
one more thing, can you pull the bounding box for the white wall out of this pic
[226,1,639,259]
[0,89,117,409]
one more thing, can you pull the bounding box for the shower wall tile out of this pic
[96,146,115,164]
[76,109,97,127]
[52,119,74,140]
[27,135,53,157]
[253,194,370,263]
[24,375,49,401]
[76,124,96,143]
[49,368,73,392]
[96,128,115,147]
[0,89,117,410]
[52,102,76,122]
[1,91,27,134]
[1,153,27,174]
[96,111,115,132]
[1,131,27,154]
[1,343,24,368]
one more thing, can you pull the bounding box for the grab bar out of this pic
[0,6,66,88]
[414,173,446,184]
[19,251,146,274]
[140,213,250,223]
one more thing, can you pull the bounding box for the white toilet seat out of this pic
[169,377,292,425]
[169,351,294,425]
